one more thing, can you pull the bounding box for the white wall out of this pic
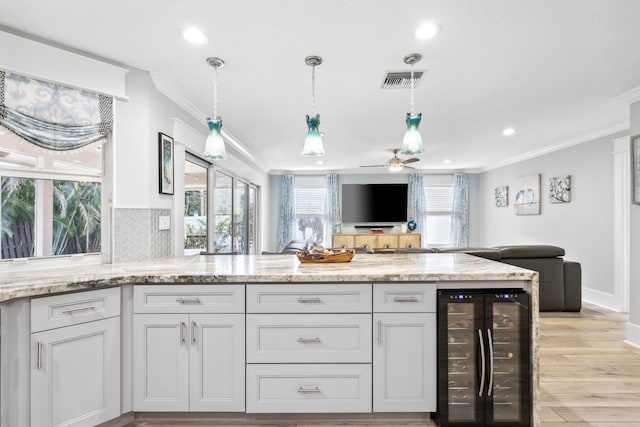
[476,133,623,299]
[627,101,640,345]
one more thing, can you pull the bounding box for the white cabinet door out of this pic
[189,314,245,411]
[31,317,120,427]
[133,314,190,411]
[373,313,437,412]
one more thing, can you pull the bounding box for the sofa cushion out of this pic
[437,247,502,261]
[494,245,565,259]
[500,258,565,311]
[279,240,310,253]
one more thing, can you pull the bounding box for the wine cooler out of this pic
[437,290,531,427]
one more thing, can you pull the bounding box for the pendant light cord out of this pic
[410,62,415,115]
[213,65,218,118]
[311,64,316,116]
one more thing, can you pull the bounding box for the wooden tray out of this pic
[296,250,355,263]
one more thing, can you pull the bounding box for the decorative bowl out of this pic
[296,249,355,263]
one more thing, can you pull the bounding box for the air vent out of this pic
[380,70,425,89]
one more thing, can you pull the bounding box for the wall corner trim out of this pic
[614,86,640,105]
[624,321,640,348]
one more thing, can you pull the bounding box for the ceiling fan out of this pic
[359,149,420,172]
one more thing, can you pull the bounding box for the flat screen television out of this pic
[341,183,408,223]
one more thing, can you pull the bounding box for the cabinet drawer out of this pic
[376,234,398,249]
[247,314,371,363]
[373,283,436,312]
[31,287,120,332]
[246,284,371,313]
[246,364,372,413]
[133,285,244,313]
[354,235,376,249]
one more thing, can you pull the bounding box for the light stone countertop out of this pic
[0,253,537,303]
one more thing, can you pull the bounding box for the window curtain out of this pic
[407,173,427,247]
[450,172,469,248]
[276,174,295,251]
[323,173,341,247]
[0,71,113,150]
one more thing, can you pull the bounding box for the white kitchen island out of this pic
[0,253,539,427]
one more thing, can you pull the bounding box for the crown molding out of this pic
[614,86,640,105]
[149,70,259,165]
[480,121,629,172]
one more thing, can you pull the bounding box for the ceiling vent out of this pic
[380,70,425,89]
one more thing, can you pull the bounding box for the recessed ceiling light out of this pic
[502,127,516,136]
[181,27,209,45]
[415,22,440,41]
[73,160,82,163]
[316,160,324,165]
[443,159,451,164]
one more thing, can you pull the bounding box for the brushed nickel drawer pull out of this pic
[297,297,322,303]
[297,336,321,343]
[377,320,382,345]
[61,305,96,314]
[192,321,197,345]
[180,322,186,344]
[176,297,201,304]
[297,386,321,393]
[37,341,43,370]
[393,296,418,302]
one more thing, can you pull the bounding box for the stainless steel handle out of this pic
[478,329,486,397]
[61,305,96,314]
[192,321,197,345]
[297,336,321,343]
[176,297,201,304]
[487,328,494,397]
[297,386,321,393]
[377,320,382,345]
[393,296,418,302]
[297,297,322,303]
[180,322,186,344]
[37,341,43,370]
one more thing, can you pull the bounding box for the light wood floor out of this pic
[127,303,640,427]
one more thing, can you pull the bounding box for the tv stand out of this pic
[332,233,421,250]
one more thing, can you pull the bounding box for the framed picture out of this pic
[514,174,541,215]
[633,135,640,204]
[159,132,174,195]
[495,185,508,207]
[549,175,571,203]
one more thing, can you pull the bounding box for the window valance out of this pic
[0,70,113,150]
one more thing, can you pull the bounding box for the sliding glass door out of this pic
[212,169,257,254]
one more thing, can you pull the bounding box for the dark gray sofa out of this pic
[439,245,581,312]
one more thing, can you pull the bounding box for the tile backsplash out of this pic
[113,208,171,263]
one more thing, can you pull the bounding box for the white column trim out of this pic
[613,136,631,312]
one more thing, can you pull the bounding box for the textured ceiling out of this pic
[1,0,639,173]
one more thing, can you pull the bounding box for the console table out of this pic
[332,232,421,249]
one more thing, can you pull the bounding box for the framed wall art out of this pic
[633,135,640,204]
[159,132,174,195]
[514,174,541,215]
[549,175,571,203]
[495,185,508,207]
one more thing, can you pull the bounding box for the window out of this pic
[0,127,104,259]
[294,176,326,245]
[424,175,454,247]
[184,156,208,255]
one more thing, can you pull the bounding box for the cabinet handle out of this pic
[176,297,201,304]
[297,386,321,393]
[297,297,322,304]
[393,296,418,302]
[192,321,197,345]
[377,320,382,345]
[61,305,96,314]
[487,328,494,397]
[478,329,486,397]
[180,322,186,344]
[37,341,43,370]
[297,336,321,343]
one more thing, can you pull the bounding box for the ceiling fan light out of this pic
[203,118,226,160]
[388,163,404,172]
[401,113,424,155]
[302,114,325,156]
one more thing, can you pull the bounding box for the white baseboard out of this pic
[625,322,640,348]
[582,287,621,311]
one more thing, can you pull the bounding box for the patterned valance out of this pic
[0,70,113,150]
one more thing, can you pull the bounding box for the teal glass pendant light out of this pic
[204,57,226,160]
[401,53,424,155]
[302,55,325,157]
